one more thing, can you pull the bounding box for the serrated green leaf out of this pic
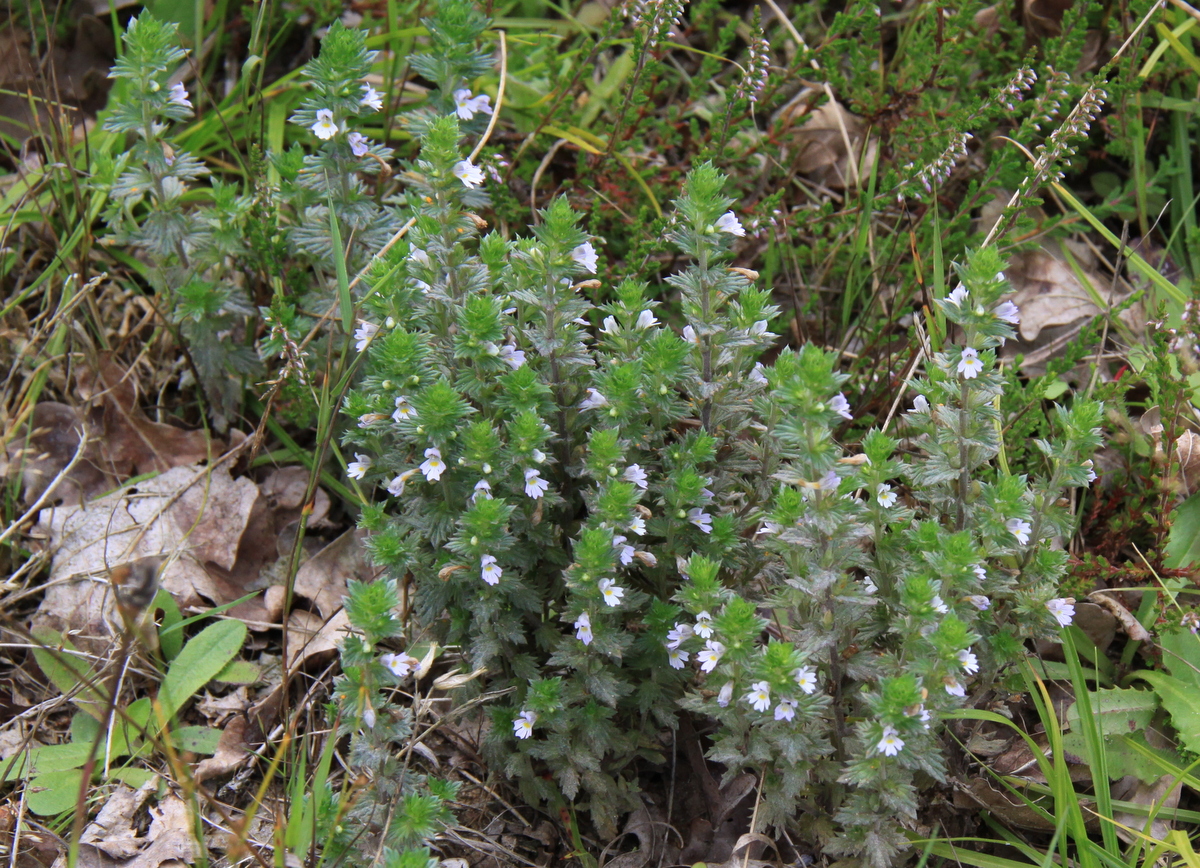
[1165,491,1200,569]
[1066,686,1157,736]
[1132,670,1200,755]
[159,620,246,720]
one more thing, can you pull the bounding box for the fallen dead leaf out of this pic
[194,714,250,783]
[5,402,109,507]
[774,89,877,190]
[293,528,376,620]
[80,781,157,860]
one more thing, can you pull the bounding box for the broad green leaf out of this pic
[30,627,108,721]
[1,742,95,782]
[27,769,84,815]
[172,726,221,755]
[1160,629,1200,689]
[1132,670,1200,755]
[153,588,184,661]
[1165,492,1200,569]
[159,620,246,720]
[1066,686,1157,736]
[214,659,261,684]
[110,768,156,788]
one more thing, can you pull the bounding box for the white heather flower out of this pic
[524,468,550,499]
[472,479,492,502]
[666,623,694,649]
[694,611,714,639]
[453,159,484,188]
[571,242,599,273]
[877,725,905,757]
[513,710,536,739]
[745,681,771,712]
[944,676,966,697]
[598,578,625,606]
[717,681,734,707]
[964,595,991,611]
[687,508,713,534]
[995,300,1020,324]
[635,309,659,329]
[667,647,689,669]
[499,344,526,369]
[1046,597,1075,627]
[579,388,609,410]
[480,554,503,586]
[387,469,417,497]
[931,595,949,615]
[876,483,898,508]
[682,325,700,345]
[354,321,380,352]
[793,666,818,694]
[774,698,798,721]
[957,648,979,675]
[453,88,493,120]
[624,464,648,490]
[830,393,853,420]
[392,395,417,422]
[601,316,620,335]
[575,611,593,645]
[360,84,383,111]
[312,108,339,140]
[347,132,369,157]
[419,448,446,482]
[347,454,370,480]
[714,211,745,236]
[912,394,930,413]
[1083,459,1096,482]
[1007,518,1032,545]
[168,82,192,108]
[957,347,983,378]
[749,362,768,384]
[947,284,969,306]
[628,515,646,535]
[697,640,725,672]
[862,576,878,594]
[381,653,417,678]
[613,535,635,565]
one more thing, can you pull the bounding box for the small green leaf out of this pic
[1,743,95,783]
[213,659,261,684]
[1160,629,1200,689]
[30,627,108,721]
[159,620,246,720]
[171,726,221,754]
[27,769,84,815]
[1132,670,1200,754]
[153,588,184,661]
[1165,492,1200,569]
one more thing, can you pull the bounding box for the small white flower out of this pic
[931,595,949,615]
[876,483,897,508]
[392,395,417,422]
[524,467,550,499]
[624,464,648,490]
[1006,518,1032,545]
[830,393,853,420]
[472,479,493,502]
[354,321,380,352]
[628,515,646,535]
[756,520,780,536]
[1083,459,1096,482]
[667,647,689,669]
[481,554,503,586]
[579,388,609,410]
[499,344,526,369]
[409,248,431,267]
[387,469,417,497]
[682,325,700,345]
[571,242,599,273]
[766,697,798,723]
[912,394,930,413]
[666,623,694,649]
[995,300,1021,324]
[714,211,745,237]
[1046,597,1075,627]
[312,108,339,140]
[717,681,734,707]
[749,362,768,385]
[964,595,991,611]
[419,447,446,481]
[862,576,878,594]
[635,309,659,329]
[613,535,635,565]
[687,508,713,534]
[957,347,983,379]
[531,449,546,464]
[694,611,714,639]
[381,652,417,678]
[944,676,965,697]
[635,550,657,567]
[601,316,620,335]
[453,88,493,120]
[358,413,387,428]
[920,707,932,728]
[347,454,371,480]
[347,131,369,157]
[697,640,725,672]
[453,159,484,188]
[168,82,192,108]
[575,611,593,645]
[598,578,625,606]
[513,710,537,739]
[793,666,817,694]
[877,725,905,757]
[947,284,969,306]
[745,681,771,712]
[973,564,987,581]
[361,84,383,111]
[957,648,979,675]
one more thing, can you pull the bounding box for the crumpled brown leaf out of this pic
[194,714,250,783]
[774,89,878,190]
[63,792,193,868]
